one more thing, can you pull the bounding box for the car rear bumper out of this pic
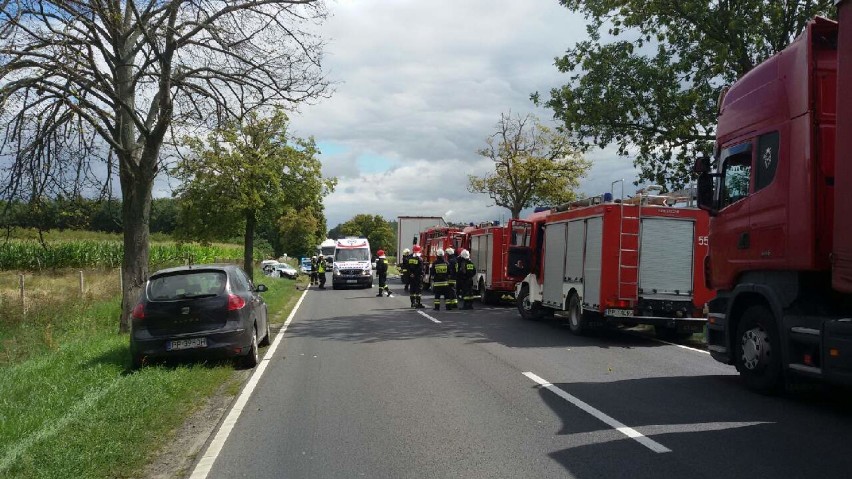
[130,327,253,360]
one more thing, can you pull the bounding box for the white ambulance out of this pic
[332,237,373,289]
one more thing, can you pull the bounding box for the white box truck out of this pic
[396,216,446,260]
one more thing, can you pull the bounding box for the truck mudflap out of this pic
[823,319,852,385]
[706,313,732,364]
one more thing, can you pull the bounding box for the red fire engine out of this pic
[418,226,465,290]
[514,189,713,338]
[696,5,852,391]
[464,220,539,303]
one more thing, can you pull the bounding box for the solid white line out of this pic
[189,287,309,479]
[624,332,710,355]
[417,310,441,324]
[522,371,671,454]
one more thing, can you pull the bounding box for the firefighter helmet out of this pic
[403,248,411,255]
[445,247,454,255]
[412,245,422,254]
[460,249,470,259]
[436,248,444,257]
[377,249,386,258]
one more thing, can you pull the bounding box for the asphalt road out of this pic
[198,277,852,479]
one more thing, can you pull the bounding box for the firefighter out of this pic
[407,245,425,308]
[458,249,476,309]
[430,249,451,310]
[375,249,392,297]
[310,256,318,286]
[317,256,326,289]
[399,248,411,292]
[445,247,459,310]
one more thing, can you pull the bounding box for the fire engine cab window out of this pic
[755,131,779,191]
[721,152,751,207]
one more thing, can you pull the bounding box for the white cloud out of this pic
[288,0,640,228]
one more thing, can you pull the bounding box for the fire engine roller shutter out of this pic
[564,220,585,282]
[543,223,567,307]
[583,217,603,309]
[484,234,493,287]
[639,218,694,297]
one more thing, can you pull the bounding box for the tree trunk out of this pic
[119,163,153,333]
[244,209,256,281]
[511,206,522,219]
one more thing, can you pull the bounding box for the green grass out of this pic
[0,266,301,478]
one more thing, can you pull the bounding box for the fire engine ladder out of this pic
[612,180,640,302]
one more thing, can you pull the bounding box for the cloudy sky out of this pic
[288,0,640,228]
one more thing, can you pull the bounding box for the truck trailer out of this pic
[396,216,446,260]
[696,3,852,391]
[516,194,713,338]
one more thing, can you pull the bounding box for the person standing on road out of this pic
[375,249,392,297]
[399,248,411,292]
[445,247,459,310]
[317,257,326,289]
[430,249,454,310]
[458,249,476,309]
[309,256,318,286]
[407,245,425,308]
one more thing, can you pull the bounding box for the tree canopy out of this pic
[334,215,396,256]
[468,112,591,219]
[172,109,335,278]
[541,0,834,188]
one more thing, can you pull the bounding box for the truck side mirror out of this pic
[693,156,711,174]
[696,173,716,215]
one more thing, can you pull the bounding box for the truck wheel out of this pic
[566,292,586,335]
[516,284,543,321]
[479,279,496,304]
[735,305,783,394]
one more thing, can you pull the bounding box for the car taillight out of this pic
[228,294,246,311]
[132,303,145,319]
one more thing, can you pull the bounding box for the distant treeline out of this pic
[1,197,178,234]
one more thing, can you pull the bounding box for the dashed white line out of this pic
[522,371,671,454]
[189,287,309,479]
[417,310,442,324]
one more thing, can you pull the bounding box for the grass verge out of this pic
[0,273,306,478]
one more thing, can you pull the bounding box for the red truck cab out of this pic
[697,7,852,391]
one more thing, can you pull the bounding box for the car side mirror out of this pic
[255,284,268,293]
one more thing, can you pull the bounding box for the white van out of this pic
[332,237,373,289]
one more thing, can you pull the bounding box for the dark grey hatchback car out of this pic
[129,264,271,369]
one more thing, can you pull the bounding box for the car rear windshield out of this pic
[148,271,227,301]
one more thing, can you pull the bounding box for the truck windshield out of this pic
[511,222,532,246]
[335,248,370,262]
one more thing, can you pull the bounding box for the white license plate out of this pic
[346,280,358,284]
[167,337,207,351]
[605,308,634,318]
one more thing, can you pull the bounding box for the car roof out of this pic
[150,264,239,277]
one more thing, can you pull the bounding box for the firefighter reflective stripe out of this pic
[466,264,475,271]
[433,281,449,287]
[435,264,448,274]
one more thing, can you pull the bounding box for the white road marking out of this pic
[623,331,711,355]
[417,310,441,324]
[190,287,309,479]
[522,371,671,454]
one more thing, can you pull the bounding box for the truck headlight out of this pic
[362,269,371,276]
[333,268,340,276]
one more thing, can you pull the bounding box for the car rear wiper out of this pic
[179,293,218,299]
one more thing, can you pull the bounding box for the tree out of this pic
[337,215,395,255]
[0,0,328,331]
[278,206,323,259]
[468,113,590,219]
[173,109,334,279]
[541,0,834,188]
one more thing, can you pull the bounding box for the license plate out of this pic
[346,280,358,284]
[167,337,207,351]
[605,308,634,317]
[680,323,705,333]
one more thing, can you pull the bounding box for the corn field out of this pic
[0,240,254,270]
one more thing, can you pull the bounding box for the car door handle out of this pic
[737,232,750,250]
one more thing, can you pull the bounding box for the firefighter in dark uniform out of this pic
[317,256,326,289]
[407,245,425,308]
[375,249,392,297]
[310,256,318,285]
[445,247,459,310]
[430,249,455,310]
[458,249,476,309]
[399,248,411,291]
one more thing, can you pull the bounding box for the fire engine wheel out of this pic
[566,293,586,335]
[735,305,783,394]
[479,279,497,305]
[517,284,543,321]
